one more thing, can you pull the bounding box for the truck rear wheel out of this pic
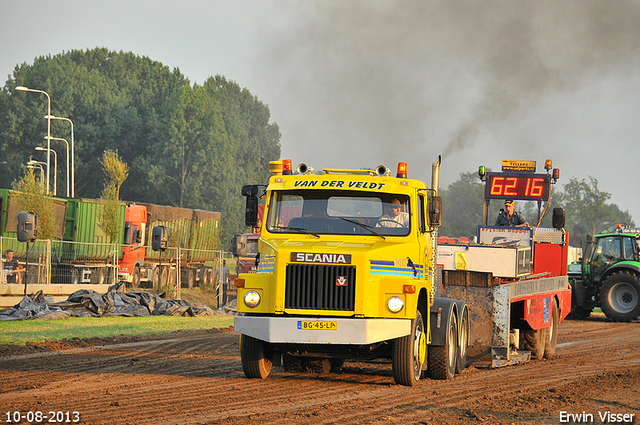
[392,310,426,386]
[456,307,469,374]
[428,312,458,380]
[599,271,640,322]
[240,334,273,379]
[544,298,559,359]
[131,265,141,289]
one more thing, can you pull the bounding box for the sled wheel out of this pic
[544,298,559,359]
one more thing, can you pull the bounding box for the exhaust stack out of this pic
[431,155,442,195]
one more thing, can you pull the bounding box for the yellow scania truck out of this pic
[234,157,467,386]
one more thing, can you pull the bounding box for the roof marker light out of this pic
[396,162,408,178]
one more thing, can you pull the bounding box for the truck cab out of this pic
[119,204,147,287]
[234,158,465,386]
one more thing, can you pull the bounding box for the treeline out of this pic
[440,171,634,246]
[0,48,280,247]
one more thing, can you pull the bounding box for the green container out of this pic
[55,198,126,262]
[142,204,220,262]
[0,188,67,257]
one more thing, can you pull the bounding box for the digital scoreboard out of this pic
[484,172,551,201]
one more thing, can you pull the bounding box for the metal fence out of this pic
[0,236,229,302]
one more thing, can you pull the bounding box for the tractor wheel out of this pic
[522,326,547,360]
[456,307,469,374]
[428,312,458,380]
[240,334,273,379]
[544,298,559,359]
[392,310,427,386]
[599,271,640,322]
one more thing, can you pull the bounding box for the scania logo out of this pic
[336,276,348,286]
[291,252,352,264]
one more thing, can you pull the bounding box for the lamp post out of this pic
[27,160,47,181]
[27,163,44,178]
[16,86,51,194]
[34,147,57,196]
[45,115,75,198]
[44,136,69,198]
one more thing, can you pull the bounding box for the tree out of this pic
[556,176,634,244]
[439,172,485,238]
[11,166,58,239]
[0,48,281,250]
[98,150,129,243]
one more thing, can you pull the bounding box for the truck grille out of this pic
[285,264,356,311]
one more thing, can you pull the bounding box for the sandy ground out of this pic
[0,317,638,425]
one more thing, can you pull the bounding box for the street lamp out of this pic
[34,147,57,196]
[16,86,52,194]
[44,136,69,198]
[27,160,47,180]
[45,115,75,198]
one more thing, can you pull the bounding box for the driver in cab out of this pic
[495,199,529,227]
[376,199,409,228]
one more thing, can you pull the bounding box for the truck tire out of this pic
[152,267,161,290]
[392,310,426,386]
[240,334,273,379]
[599,271,640,322]
[544,298,559,359]
[132,265,141,289]
[456,307,469,374]
[71,268,81,285]
[428,312,458,380]
[522,326,547,360]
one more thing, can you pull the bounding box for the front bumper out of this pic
[234,316,411,345]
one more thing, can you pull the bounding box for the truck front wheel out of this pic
[392,310,426,386]
[240,334,273,379]
[599,271,640,322]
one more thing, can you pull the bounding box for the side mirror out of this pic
[17,211,38,242]
[552,207,565,229]
[232,234,248,257]
[151,225,169,252]
[242,185,260,228]
[427,196,442,228]
[136,230,143,244]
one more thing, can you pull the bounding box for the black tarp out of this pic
[0,284,216,321]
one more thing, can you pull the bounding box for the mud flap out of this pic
[439,270,530,368]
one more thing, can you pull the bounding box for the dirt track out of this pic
[0,317,638,425]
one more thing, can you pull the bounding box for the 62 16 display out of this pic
[484,173,550,201]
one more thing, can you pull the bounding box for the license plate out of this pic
[298,320,337,330]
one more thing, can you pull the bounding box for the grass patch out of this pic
[0,315,234,345]
[180,287,221,310]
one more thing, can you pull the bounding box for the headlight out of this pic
[244,290,261,308]
[387,296,404,313]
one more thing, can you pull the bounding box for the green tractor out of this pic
[568,224,640,322]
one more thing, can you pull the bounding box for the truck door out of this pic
[417,192,433,283]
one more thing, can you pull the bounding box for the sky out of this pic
[2,0,640,222]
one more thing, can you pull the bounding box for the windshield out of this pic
[266,190,411,236]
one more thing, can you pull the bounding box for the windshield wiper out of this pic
[271,226,320,238]
[338,217,386,239]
